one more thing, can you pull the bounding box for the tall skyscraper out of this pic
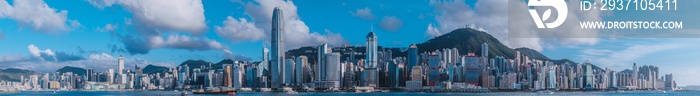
[366,31,377,68]
[481,43,488,59]
[271,7,285,88]
[118,55,124,75]
[223,64,232,87]
[633,63,638,87]
[407,44,418,73]
[364,29,378,87]
[317,44,330,82]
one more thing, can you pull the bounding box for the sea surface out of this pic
[1,90,695,96]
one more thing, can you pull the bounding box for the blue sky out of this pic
[0,0,699,86]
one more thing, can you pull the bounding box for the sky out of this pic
[0,0,699,86]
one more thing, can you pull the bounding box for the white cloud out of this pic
[378,16,404,32]
[215,16,265,43]
[96,24,117,32]
[156,34,226,51]
[88,52,115,61]
[0,0,78,33]
[350,7,376,21]
[426,24,441,37]
[87,0,235,55]
[27,44,54,57]
[239,0,347,49]
[88,0,208,35]
[117,34,228,55]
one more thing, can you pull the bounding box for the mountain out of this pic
[56,66,87,76]
[417,28,516,59]
[284,28,603,71]
[0,68,38,82]
[143,64,169,74]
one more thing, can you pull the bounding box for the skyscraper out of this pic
[407,44,418,73]
[481,43,488,59]
[364,30,378,87]
[317,44,330,82]
[271,7,285,88]
[325,53,342,88]
[285,58,295,85]
[366,31,377,68]
[118,55,124,75]
[296,56,308,85]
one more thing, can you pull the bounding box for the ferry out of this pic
[192,87,236,95]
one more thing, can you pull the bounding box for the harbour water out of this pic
[0,90,696,96]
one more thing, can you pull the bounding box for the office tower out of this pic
[285,58,295,85]
[135,65,142,88]
[548,64,556,90]
[223,64,232,87]
[633,63,637,88]
[317,53,341,88]
[206,71,214,87]
[584,61,593,89]
[87,68,94,81]
[363,30,378,87]
[427,53,440,86]
[118,55,124,75]
[296,56,308,85]
[326,53,341,81]
[407,44,418,73]
[245,66,257,87]
[665,74,674,90]
[271,7,285,88]
[259,46,270,88]
[317,44,330,82]
[366,31,377,68]
[388,60,401,88]
[481,43,488,60]
[108,69,114,84]
[233,64,243,88]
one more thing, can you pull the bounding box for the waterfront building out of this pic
[271,6,285,88]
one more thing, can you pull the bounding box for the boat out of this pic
[284,88,298,94]
[192,87,236,95]
[192,90,236,95]
[536,90,554,95]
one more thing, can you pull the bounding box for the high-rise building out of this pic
[481,43,489,69]
[317,44,330,82]
[633,63,638,88]
[259,46,270,88]
[108,69,114,84]
[296,56,308,85]
[285,58,295,85]
[363,30,378,87]
[407,44,418,74]
[118,55,124,75]
[233,64,244,88]
[223,64,232,87]
[271,7,285,88]
[87,68,94,82]
[584,61,594,89]
[366,31,377,68]
[325,53,341,81]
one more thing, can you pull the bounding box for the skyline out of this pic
[0,0,698,86]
